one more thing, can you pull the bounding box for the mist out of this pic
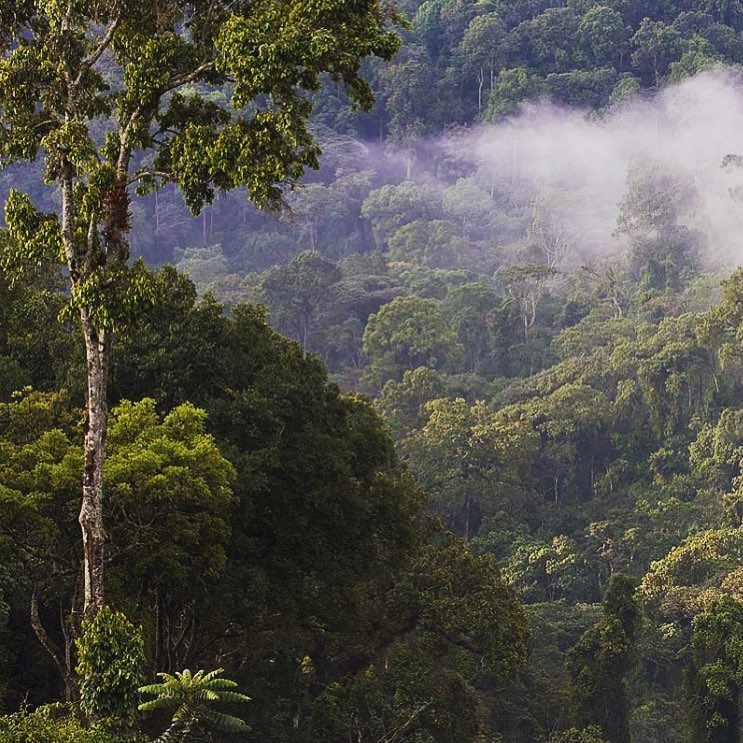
[438,67,743,269]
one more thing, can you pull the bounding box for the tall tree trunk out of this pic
[59,158,108,616]
[79,313,110,615]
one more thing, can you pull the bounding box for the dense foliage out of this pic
[4,0,743,742]
[0,266,527,741]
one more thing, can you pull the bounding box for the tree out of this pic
[404,397,537,539]
[376,366,448,438]
[441,177,495,240]
[568,574,640,743]
[312,533,529,742]
[0,390,236,693]
[361,180,443,248]
[0,0,402,616]
[496,264,557,341]
[578,6,628,67]
[484,68,546,122]
[362,295,460,389]
[378,45,446,172]
[388,218,464,267]
[527,190,576,270]
[521,7,582,74]
[139,668,250,742]
[260,250,342,355]
[459,12,508,111]
[631,19,682,85]
[617,163,702,292]
[686,597,743,743]
[443,281,503,375]
[285,183,349,253]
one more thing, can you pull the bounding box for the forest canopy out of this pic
[4,0,743,742]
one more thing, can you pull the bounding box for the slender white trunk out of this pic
[80,312,109,615]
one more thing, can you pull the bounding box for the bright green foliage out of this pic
[362,295,460,389]
[505,534,585,602]
[404,396,537,539]
[139,668,250,742]
[0,0,405,623]
[641,529,743,620]
[0,387,236,699]
[0,0,402,222]
[0,705,127,743]
[76,607,146,724]
[0,393,235,601]
[105,399,236,600]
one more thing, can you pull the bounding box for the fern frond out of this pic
[139,697,180,713]
[202,710,250,731]
[203,678,238,690]
[200,668,225,683]
[138,682,171,695]
[216,691,251,704]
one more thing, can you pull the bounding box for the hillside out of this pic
[2,1,743,742]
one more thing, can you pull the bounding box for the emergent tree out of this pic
[0,0,402,615]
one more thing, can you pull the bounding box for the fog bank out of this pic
[446,68,743,268]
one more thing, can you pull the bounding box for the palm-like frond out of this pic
[139,667,250,741]
[201,710,250,731]
[213,691,251,704]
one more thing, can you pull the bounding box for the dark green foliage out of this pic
[568,575,641,743]
[0,263,531,741]
[76,608,146,723]
[3,1,743,741]
[686,597,743,743]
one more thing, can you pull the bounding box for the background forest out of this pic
[6,0,743,742]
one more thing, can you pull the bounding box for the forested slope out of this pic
[3,0,743,742]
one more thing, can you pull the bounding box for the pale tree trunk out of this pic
[80,311,110,615]
[60,154,114,616]
[59,161,107,615]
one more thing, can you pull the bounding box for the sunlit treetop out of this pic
[0,0,403,236]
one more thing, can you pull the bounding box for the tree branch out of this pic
[164,60,216,94]
[30,592,78,702]
[126,169,172,187]
[75,12,123,88]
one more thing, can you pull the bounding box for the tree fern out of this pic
[138,669,250,742]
